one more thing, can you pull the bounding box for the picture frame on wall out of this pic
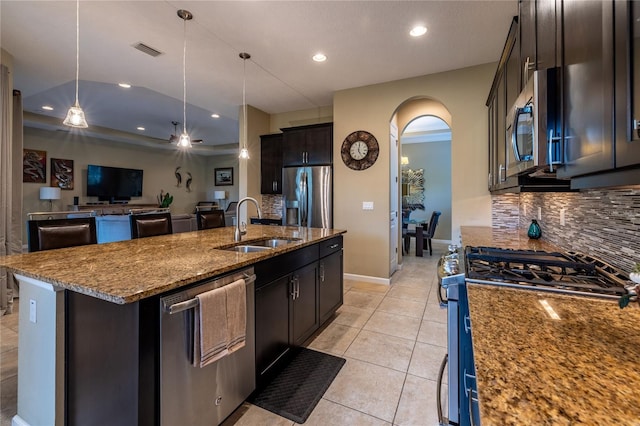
[51,158,74,190]
[23,149,47,183]
[214,167,233,186]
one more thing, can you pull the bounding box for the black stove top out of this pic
[464,246,630,297]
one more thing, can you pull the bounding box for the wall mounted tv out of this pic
[86,164,143,202]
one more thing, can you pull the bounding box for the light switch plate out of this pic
[362,201,374,210]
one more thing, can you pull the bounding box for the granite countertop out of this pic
[0,225,345,304]
[460,226,640,424]
[461,225,561,252]
[467,284,640,425]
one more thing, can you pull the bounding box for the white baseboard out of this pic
[343,273,391,286]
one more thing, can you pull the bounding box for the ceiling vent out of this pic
[132,42,164,57]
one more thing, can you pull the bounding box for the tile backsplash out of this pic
[492,188,640,273]
[261,194,284,217]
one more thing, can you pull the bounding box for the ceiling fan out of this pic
[168,121,203,144]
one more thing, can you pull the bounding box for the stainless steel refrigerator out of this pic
[283,166,332,228]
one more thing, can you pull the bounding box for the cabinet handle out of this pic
[320,263,325,282]
[548,129,563,172]
[488,172,492,189]
[295,277,300,299]
[329,243,339,249]
[498,164,505,182]
[464,315,471,333]
[290,278,296,299]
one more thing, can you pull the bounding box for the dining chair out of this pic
[196,208,226,230]
[422,211,442,256]
[27,216,98,252]
[130,210,173,239]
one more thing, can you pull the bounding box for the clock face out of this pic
[349,141,368,160]
[341,130,379,171]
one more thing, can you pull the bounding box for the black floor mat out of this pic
[249,348,346,424]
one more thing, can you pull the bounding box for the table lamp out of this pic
[214,190,226,210]
[40,187,61,211]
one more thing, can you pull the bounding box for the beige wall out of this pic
[334,63,495,279]
[22,127,214,237]
[269,106,333,133]
[238,105,270,222]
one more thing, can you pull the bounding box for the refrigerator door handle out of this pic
[300,172,308,226]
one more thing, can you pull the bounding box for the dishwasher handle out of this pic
[166,273,256,314]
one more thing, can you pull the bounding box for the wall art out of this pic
[23,149,46,183]
[51,158,74,190]
[215,167,233,186]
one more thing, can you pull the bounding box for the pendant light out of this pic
[176,9,193,149]
[63,0,88,128]
[239,52,251,159]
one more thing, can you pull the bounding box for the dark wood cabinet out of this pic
[282,123,333,166]
[535,0,560,70]
[319,250,343,324]
[260,133,283,194]
[253,236,343,387]
[290,262,319,346]
[557,0,615,179]
[614,0,640,169]
[255,275,290,380]
[487,18,518,192]
[519,0,536,85]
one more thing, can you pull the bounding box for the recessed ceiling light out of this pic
[211,113,220,118]
[42,105,54,111]
[136,126,145,131]
[118,83,132,88]
[410,26,427,37]
[312,53,327,62]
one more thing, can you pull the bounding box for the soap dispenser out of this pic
[527,219,542,239]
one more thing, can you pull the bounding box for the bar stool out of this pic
[27,211,98,252]
[129,209,173,239]
[195,206,226,230]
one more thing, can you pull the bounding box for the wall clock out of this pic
[341,130,379,171]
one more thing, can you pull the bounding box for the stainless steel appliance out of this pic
[159,268,256,426]
[283,165,332,228]
[505,68,562,178]
[436,246,633,425]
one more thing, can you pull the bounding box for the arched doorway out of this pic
[390,97,452,268]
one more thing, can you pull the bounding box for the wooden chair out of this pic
[130,210,173,239]
[421,211,442,256]
[196,209,226,230]
[27,216,97,252]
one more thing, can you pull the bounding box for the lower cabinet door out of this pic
[319,251,343,323]
[255,275,291,382]
[290,262,319,346]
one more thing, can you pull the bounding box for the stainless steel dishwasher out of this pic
[159,267,256,426]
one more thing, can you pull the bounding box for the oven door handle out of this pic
[437,278,448,307]
[436,353,449,425]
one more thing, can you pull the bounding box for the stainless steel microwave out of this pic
[505,68,562,178]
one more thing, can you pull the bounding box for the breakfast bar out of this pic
[0,225,346,426]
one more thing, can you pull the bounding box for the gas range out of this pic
[464,246,631,299]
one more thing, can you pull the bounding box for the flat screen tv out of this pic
[86,164,143,202]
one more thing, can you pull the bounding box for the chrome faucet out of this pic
[234,197,262,242]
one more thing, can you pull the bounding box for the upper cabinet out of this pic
[260,133,283,194]
[556,0,615,179]
[489,0,640,191]
[282,123,333,167]
[614,1,640,169]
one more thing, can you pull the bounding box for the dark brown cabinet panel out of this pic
[290,262,319,346]
[319,250,343,324]
[614,0,640,168]
[536,0,560,70]
[255,275,290,381]
[260,133,283,194]
[519,0,536,84]
[557,0,615,179]
[282,123,333,166]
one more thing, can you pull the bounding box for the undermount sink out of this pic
[252,238,299,248]
[224,245,272,253]
[222,238,300,253]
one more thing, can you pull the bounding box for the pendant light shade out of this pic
[239,52,251,159]
[177,9,193,149]
[63,0,88,128]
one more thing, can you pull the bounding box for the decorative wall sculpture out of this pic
[23,149,46,183]
[51,158,74,190]
[402,168,425,211]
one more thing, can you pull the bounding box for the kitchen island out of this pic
[0,225,346,426]
[460,226,640,425]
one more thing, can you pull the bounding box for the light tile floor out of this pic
[227,242,448,425]
[0,242,448,426]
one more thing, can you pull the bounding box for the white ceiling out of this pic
[1,0,517,155]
